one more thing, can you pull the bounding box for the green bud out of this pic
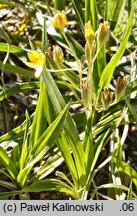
[53,45,64,67]
[81,78,89,109]
[102,88,113,109]
[115,77,127,102]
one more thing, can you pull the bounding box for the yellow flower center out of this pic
[27,51,45,66]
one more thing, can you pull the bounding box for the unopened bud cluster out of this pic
[115,77,128,103]
[52,12,126,110]
[101,76,128,110]
[47,45,64,68]
[80,78,89,109]
[102,88,113,110]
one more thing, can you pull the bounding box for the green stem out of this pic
[57,72,81,101]
[61,30,83,81]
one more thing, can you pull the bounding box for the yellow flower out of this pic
[85,21,95,48]
[53,10,67,30]
[97,22,109,48]
[24,51,45,78]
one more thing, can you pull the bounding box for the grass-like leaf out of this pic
[99,3,133,91]
[17,102,70,187]
[23,179,80,199]
[42,68,80,145]
[110,0,126,31]
[116,162,137,188]
[0,61,35,78]
[0,82,40,102]
[29,79,47,147]
[0,147,18,180]
[71,0,85,35]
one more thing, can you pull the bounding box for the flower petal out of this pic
[24,61,36,68]
[35,66,43,78]
[27,51,37,63]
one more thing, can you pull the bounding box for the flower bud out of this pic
[81,78,89,108]
[97,22,109,48]
[47,47,53,61]
[53,10,67,30]
[102,88,113,109]
[115,77,127,102]
[85,21,95,48]
[85,42,95,64]
[53,45,64,67]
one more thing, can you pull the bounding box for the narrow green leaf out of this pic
[0,180,16,190]
[0,61,35,78]
[67,33,85,58]
[53,0,64,10]
[10,144,20,170]
[0,147,18,180]
[0,116,31,143]
[66,136,86,189]
[56,132,79,189]
[110,0,126,31]
[85,0,90,22]
[0,0,23,7]
[19,111,30,170]
[96,183,137,199]
[56,171,74,188]
[0,43,27,54]
[42,68,87,188]
[99,6,133,90]
[29,79,47,147]
[90,0,98,31]
[88,129,111,175]
[31,102,70,157]
[116,161,137,188]
[105,0,115,20]
[112,143,123,167]
[23,179,80,199]
[42,16,48,53]
[42,68,80,145]
[17,166,32,187]
[71,0,85,35]
[32,152,64,180]
[0,82,39,102]
[17,103,70,187]
[0,191,21,200]
[127,181,133,200]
